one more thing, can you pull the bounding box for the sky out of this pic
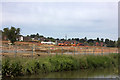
[1,2,118,40]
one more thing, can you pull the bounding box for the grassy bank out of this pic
[2,53,118,77]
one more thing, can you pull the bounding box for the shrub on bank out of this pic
[2,54,118,77]
[2,58,22,77]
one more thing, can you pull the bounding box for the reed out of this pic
[2,53,118,77]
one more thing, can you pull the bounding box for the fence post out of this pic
[9,44,10,51]
[84,47,86,55]
[55,47,57,56]
[48,47,49,55]
[16,45,17,56]
[49,47,51,55]
[61,47,63,55]
[32,45,33,58]
[77,47,78,54]
[79,47,80,54]
[93,48,94,55]
[14,45,17,58]
[9,44,11,53]
[101,47,103,56]
[74,47,75,56]
[116,49,118,53]
[109,48,110,54]
[54,48,59,55]
[32,44,35,58]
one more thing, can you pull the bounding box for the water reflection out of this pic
[18,68,118,78]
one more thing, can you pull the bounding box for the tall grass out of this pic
[2,53,118,77]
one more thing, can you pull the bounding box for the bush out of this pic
[2,58,22,77]
[86,55,112,69]
[79,58,88,69]
[2,54,118,77]
[49,55,78,71]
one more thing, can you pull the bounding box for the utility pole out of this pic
[65,34,67,40]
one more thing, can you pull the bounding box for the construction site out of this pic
[1,41,118,58]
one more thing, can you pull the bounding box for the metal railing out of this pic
[1,44,119,57]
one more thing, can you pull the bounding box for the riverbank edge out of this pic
[2,53,118,78]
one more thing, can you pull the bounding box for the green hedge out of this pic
[2,54,118,77]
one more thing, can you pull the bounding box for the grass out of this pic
[2,53,118,77]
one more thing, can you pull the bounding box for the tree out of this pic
[72,38,75,40]
[101,38,104,42]
[105,39,116,47]
[108,40,115,47]
[75,38,79,41]
[105,39,109,44]
[3,26,20,44]
[36,33,39,38]
[27,35,29,37]
[61,38,65,41]
[79,39,85,43]
[3,28,9,35]
[117,38,120,47]
[30,34,36,38]
[97,37,100,42]
[47,37,55,42]
[68,38,71,41]
[87,39,94,43]
[16,28,20,39]
[84,37,87,41]
[56,38,59,40]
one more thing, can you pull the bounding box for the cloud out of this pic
[1,0,119,2]
[2,2,118,40]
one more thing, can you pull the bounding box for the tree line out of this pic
[1,26,120,47]
[2,26,20,44]
[56,37,117,47]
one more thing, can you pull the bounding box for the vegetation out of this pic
[1,27,119,47]
[2,54,118,77]
[30,33,44,38]
[117,38,120,47]
[2,26,20,44]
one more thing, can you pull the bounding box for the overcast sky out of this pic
[1,2,118,40]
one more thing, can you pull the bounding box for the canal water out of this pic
[17,68,118,78]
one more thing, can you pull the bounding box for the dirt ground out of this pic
[1,41,118,57]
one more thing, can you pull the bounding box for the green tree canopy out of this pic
[101,38,104,42]
[117,38,120,47]
[97,37,100,42]
[3,26,20,44]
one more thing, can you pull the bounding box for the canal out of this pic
[17,67,118,78]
